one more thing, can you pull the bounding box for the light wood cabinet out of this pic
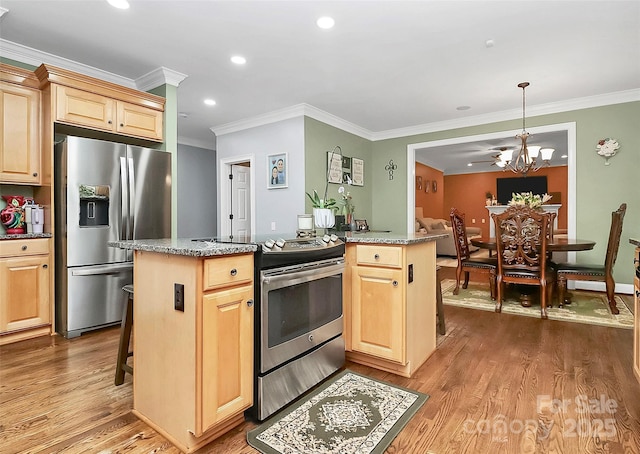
[0,77,41,184]
[0,239,51,344]
[36,64,165,142]
[55,85,163,141]
[633,245,640,384]
[132,250,253,453]
[345,241,437,378]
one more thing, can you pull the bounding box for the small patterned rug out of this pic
[441,279,633,329]
[247,369,428,454]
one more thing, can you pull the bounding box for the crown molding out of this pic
[211,103,373,139]
[1,39,187,91]
[1,39,136,88]
[136,66,188,91]
[372,88,640,141]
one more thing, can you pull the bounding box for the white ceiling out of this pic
[1,0,639,172]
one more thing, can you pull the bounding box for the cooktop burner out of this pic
[191,233,343,254]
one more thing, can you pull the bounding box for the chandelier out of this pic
[495,82,554,175]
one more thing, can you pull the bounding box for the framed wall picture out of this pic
[267,153,288,189]
[327,151,342,184]
[342,156,352,184]
[351,157,364,186]
[432,180,437,193]
[416,176,423,190]
[425,180,430,193]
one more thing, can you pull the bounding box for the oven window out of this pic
[267,275,342,348]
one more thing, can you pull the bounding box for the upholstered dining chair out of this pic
[450,207,496,300]
[492,205,554,319]
[556,203,627,314]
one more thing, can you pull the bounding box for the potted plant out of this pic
[306,190,337,228]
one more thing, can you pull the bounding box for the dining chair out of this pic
[450,207,497,300]
[492,205,554,319]
[556,203,626,314]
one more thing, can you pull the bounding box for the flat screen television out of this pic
[496,176,548,205]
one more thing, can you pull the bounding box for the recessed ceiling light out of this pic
[107,0,129,9]
[178,112,189,118]
[317,16,335,29]
[561,154,568,159]
[231,55,246,65]
[467,163,473,167]
[456,105,471,111]
[204,99,216,106]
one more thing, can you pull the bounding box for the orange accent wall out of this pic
[442,166,568,237]
[415,162,444,218]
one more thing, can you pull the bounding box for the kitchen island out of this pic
[340,231,446,378]
[109,238,257,454]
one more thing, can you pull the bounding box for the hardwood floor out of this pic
[1,275,639,453]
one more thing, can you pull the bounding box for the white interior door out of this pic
[231,164,251,238]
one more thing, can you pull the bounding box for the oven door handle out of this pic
[261,262,344,289]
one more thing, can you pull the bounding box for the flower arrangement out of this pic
[508,191,552,209]
[338,186,355,215]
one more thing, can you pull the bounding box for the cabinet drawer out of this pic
[355,245,402,268]
[0,239,49,257]
[203,254,253,291]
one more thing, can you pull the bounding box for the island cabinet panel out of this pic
[0,81,41,184]
[345,241,437,378]
[634,245,640,384]
[0,239,51,343]
[132,250,253,453]
[351,265,405,362]
[199,285,253,435]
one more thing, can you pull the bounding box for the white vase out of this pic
[313,208,335,228]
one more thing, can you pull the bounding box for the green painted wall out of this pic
[0,57,36,70]
[304,117,373,223]
[370,101,640,284]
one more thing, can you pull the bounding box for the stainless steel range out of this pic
[196,233,346,421]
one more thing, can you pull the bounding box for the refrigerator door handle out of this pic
[120,156,129,241]
[71,263,134,276]
[128,157,135,240]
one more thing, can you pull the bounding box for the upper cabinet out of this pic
[36,64,164,142]
[0,65,41,185]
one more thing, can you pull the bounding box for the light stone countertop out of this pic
[340,231,447,245]
[0,233,52,240]
[630,238,640,247]
[109,238,257,257]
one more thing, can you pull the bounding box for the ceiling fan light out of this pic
[527,145,541,158]
[496,160,506,168]
[540,148,554,160]
[500,149,513,162]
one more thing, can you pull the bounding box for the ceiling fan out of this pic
[469,147,512,166]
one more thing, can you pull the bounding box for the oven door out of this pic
[260,258,344,373]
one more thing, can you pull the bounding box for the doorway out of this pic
[405,122,577,258]
[219,155,256,238]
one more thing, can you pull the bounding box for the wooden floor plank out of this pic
[1,267,639,453]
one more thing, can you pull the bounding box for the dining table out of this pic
[470,237,596,307]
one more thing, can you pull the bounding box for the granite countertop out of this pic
[630,238,640,247]
[109,239,258,257]
[0,233,52,240]
[340,231,447,245]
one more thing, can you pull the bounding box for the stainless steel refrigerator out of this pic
[55,136,171,338]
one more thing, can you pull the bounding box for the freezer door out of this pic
[128,145,171,240]
[60,137,128,267]
[60,263,133,338]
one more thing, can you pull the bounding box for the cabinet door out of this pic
[0,83,41,184]
[199,285,253,435]
[116,101,163,141]
[351,265,405,363]
[55,85,115,132]
[0,254,50,333]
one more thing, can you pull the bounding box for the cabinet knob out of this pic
[247,299,254,307]
[43,264,48,269]
[22,245,27,251]
[392,280,398,287]
[33,172,38,177]
[120,123,124,127]
[108,120,113,124]
[374,254,380,260]
[230,268,238,276]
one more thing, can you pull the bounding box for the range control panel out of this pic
[262,234,342,253]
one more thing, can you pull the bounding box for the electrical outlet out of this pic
[482,219,486,224]
[472,218,476,223]
[174,283,184,312]
[271,222,276,231]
